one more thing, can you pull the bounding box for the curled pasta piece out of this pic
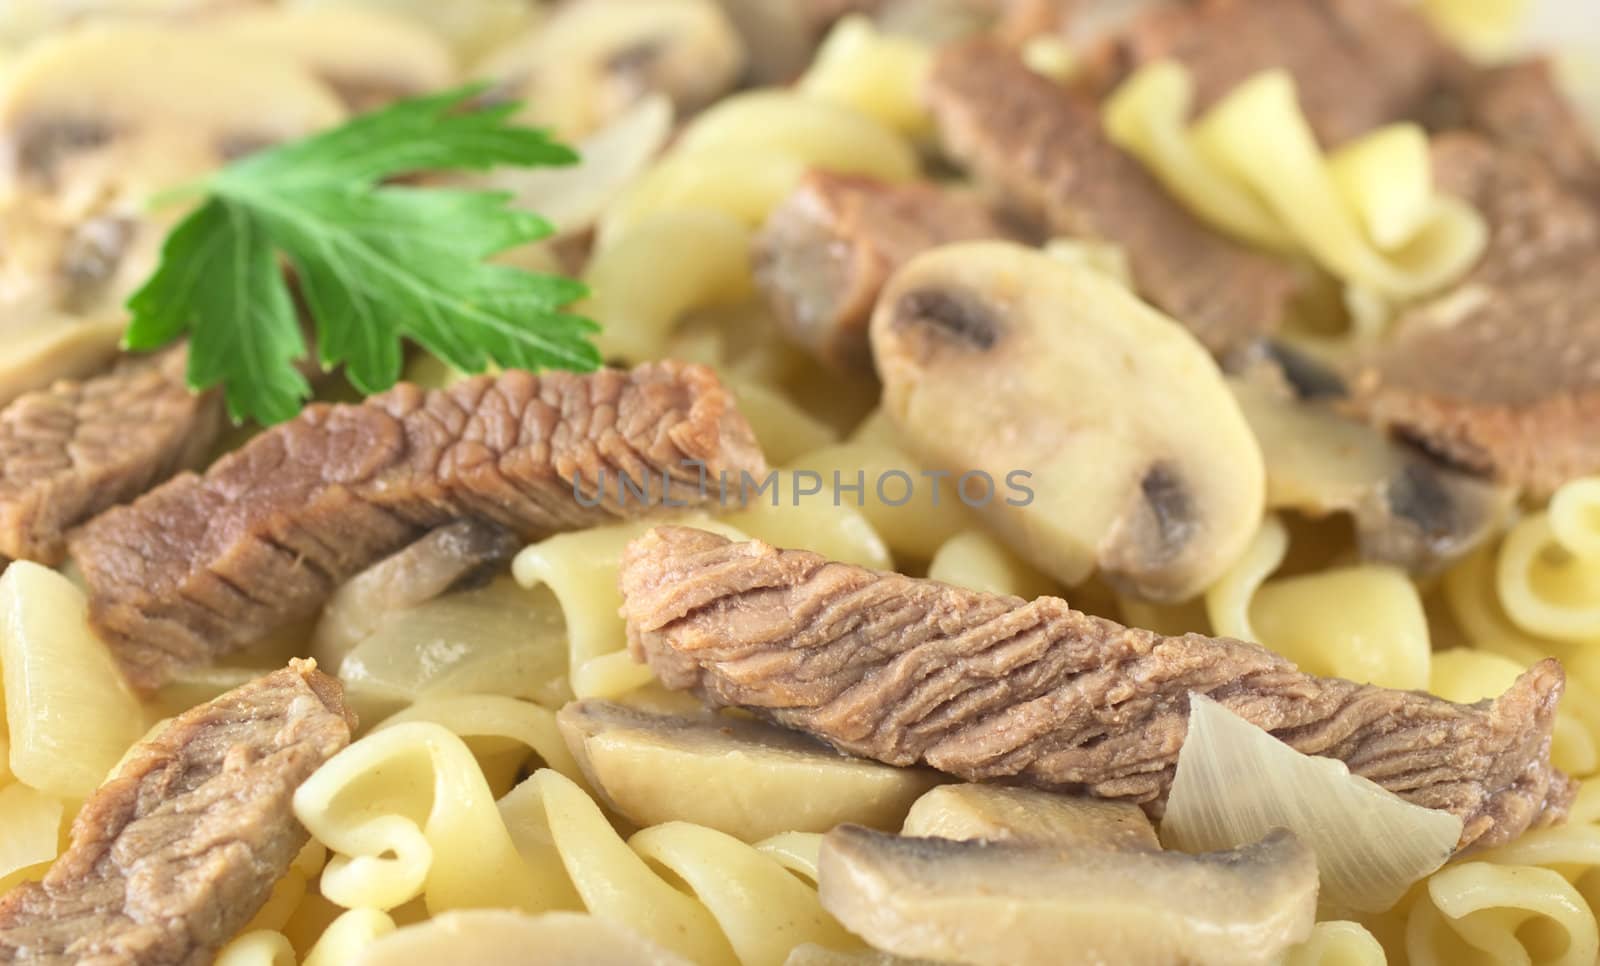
[1205,516,1431,689]
[293,722,576,914]
[927,529,1059,599]
[214,931,296,966]
[1497,477,1600,645]
[598,90,916,248]
[587,209,754,362]
[304,908,397,966]
[375,694,584,784]
[1284,921,1387,966]
[1406,862,1599,966]
[498,769,859,965]
[796,15,933,137]
[1105,62,1487,305]
[1445,541,1600,696]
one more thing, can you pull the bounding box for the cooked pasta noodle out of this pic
[796,15,933,137]
[1285,921,1388,966]
[498,769,859,965]
[1405,862,1598,966]
[3,4,1598,964]
[293,722,576,914]
[927,529,1059,599]
[374,694,584,783]
[215,931,296,966]
[1105,63,1489,313]
[1497,477,1600,645]
[1206,516,1431,689]
[596,91,916,248]
[303,908,397,966]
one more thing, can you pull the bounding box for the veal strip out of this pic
[621,526,1575,851]
[72,363,766,692]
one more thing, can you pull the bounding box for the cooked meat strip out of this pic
[1351,134,1600,498]
[926,40,1299,354]
[0,660,355,965]
[621,527,1575,850]
[72,363,766,693]
[753,172,1021,374]
[1463,60,1600,203]
[0,348,222,566]
[1083,0,1466,147]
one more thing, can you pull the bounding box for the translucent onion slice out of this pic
[337,580,572,711]
[472,95,673,237]
[0,561,145,798]
[1162,692,1461,913]
[0,782,62,893]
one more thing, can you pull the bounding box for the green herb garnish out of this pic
[126,85,601,425]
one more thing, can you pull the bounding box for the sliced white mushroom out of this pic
[354,911,692,966]
[475,0,744,140]
[288,0,540,63]
[1229,375,1513,574]
[312,519,521,660]
[871,241,1266,601]
[0,24,342,400]
[200,6,456,111]
[0,23,344,214]
[901,784,1159,851]
[557,699,942,841]
[817,825,1317,966]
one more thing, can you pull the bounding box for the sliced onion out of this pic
[1162,692,1461,914]
[0,561,145,798]
[471,94,673,237]
[337,580,572,711]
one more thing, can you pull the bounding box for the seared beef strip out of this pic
[753,172,1022,374]
[1083,0,1467,147]
[926,40,1299,354]
[621,527,1575,850]
[0,660,354,966]
[1351,134,1600,498]
[72,363,766,692]
[0,349,222,566]
[1462,60,1600,203]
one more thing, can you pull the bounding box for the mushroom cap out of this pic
[817,824,1318,966]
[0,22,345,214]
[870,240,1265,602]
[475,0,744,140]
[199,6,456,111]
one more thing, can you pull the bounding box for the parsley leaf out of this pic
[124,85,600,424]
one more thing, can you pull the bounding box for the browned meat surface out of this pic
[1084,0,1466,147]
[753,172,1020,374]
[1463,60,1600,202]
[72,363,766,692]
[0,660,355,965]
[621,527,1575,850]
[926,40,1299,354]
[1352,134,1600,498]
[0,349,222,565]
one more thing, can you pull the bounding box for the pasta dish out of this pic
[0,0,1596,963]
